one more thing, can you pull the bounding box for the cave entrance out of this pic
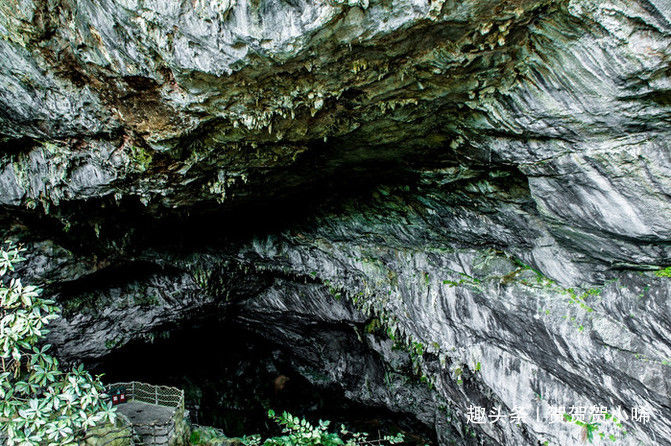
[91,316,437,445]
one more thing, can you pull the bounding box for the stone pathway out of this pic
[115,401,176,445]
[116,400,175,424]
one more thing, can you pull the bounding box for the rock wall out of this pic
[1,0,670,445]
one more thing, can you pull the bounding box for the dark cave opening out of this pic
[90,316,438,446]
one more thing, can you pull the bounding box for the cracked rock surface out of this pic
[1,0,670,444]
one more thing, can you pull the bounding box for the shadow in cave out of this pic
[90,316,437,446]
[1,136,450,260]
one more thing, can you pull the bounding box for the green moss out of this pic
[129,145,154,173]
[133,293,160,306]
[563,287,597,312]
[654,266,671,278]
[82,419,134,446]
[563,412,627,444]
[364,318,381,334]
[189,426,232,445]
[105,337,123,350]
[442,272,481,288]
[513,258,599,314]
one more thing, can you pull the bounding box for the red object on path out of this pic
[110,387,127,405]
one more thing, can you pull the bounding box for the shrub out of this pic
[242,410,404,446]
[189,425,230,445]
[0,242,116,445]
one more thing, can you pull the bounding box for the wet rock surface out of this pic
[1,0,670,445]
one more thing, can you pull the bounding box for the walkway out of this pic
[106,382,186,446]
[115,400,176,426]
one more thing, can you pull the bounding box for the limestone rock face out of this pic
[1,0,670,445]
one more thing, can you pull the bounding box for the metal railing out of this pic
[89,382,186,445]
[108,381,185,412]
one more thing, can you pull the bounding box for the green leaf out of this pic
[0,242,115,444]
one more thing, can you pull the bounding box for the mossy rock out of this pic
[82,417,134,446]
[189,425,244,446]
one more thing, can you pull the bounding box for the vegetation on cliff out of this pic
[0,242,116,445]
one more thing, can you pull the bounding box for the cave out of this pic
[91,314,438,445]
[1,0,670,445]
